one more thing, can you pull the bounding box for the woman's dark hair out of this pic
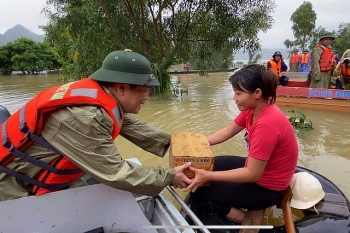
[229,64,278,104]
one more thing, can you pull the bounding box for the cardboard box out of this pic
[169,132,215,179]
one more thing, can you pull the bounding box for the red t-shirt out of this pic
[234,104,298,190]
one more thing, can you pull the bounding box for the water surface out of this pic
[1,73,349,201]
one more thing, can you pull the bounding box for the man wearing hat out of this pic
[267,51,289,86]
[299,49,311,72]
[310,32,335,88]
[289,49,300,72]
[0,49,192,201]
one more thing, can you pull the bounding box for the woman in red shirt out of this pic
[186,64,299,223]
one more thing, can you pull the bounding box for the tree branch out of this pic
[98,0,125,48]
[123,0,147,45]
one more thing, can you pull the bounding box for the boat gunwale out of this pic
[276,82,350,112]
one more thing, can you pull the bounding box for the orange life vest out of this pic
[341,63,350,78]
[314,45,334,71]
[301,54,309,64]
[0,78,123,195]
[291,54,300,64]
[268,59,282,77]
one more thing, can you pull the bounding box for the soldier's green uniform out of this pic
[310,32,335,88]
[289,49,300,72]
[0,50,176,201]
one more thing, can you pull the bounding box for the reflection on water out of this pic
[0,73,349,201]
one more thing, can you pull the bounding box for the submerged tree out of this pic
[43,0,275,93]
[0,38,62,75]
[244,36,261,64]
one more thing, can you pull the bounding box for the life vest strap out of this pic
[19,122,60,154]
[0,164,77,190]
[18,105,61,155]
[11,120,81,175]
[2,137,81,175]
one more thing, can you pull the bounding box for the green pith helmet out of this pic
[90,49,160,87]
[319,32,335,41]
[303,49,309,53]
[273,51,282,57]
[293,49,299,53]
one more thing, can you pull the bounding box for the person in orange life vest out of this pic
[267,51,289,86]
[289,49,300,72]
[299,49,311,72]
[310,32,335,88]
[186,65,298,223]
[0,49,192,202]
[333,49,350,90]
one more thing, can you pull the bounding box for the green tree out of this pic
[308,26,328,50]
[252,53,262,64]
[0,38,63,75]
[244,36,261,64]
[0,42,15,75]
[332,23,350,55]
[190,42,234,71]
[43,0,275,93]
[283,1,317,51]
[11,38,63,74]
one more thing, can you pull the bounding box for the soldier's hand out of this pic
[170,162,192,189]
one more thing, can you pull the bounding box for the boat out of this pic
[182,165,350,233]
[168,68,238,74]
[0,157,204,233]
[1,106,349,233]
[1,164,348,233]
[0,105,202,233]
[276,72,350,112]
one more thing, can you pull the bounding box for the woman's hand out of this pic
[185,166,210,192]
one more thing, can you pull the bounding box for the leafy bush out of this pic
[287,110,313,130]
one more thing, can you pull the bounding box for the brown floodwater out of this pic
[1,73,349,206]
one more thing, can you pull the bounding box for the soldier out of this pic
[310,32,335,88]
[289,49,300,72]
[0,49,191,201]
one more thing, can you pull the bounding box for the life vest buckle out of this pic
[1,138,13,150]
[19,122,29,135]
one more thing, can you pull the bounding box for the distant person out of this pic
[281,59,288,73]
[299,49,311,72]
[310,32,335,88]
[333,49,350,90]
[289,49,300,72]
[333,50,340,65]
[184,61,191,72]
[267,51,289,86]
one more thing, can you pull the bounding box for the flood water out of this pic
[0,73,349,203]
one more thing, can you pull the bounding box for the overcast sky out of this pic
[0,0,349,48]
